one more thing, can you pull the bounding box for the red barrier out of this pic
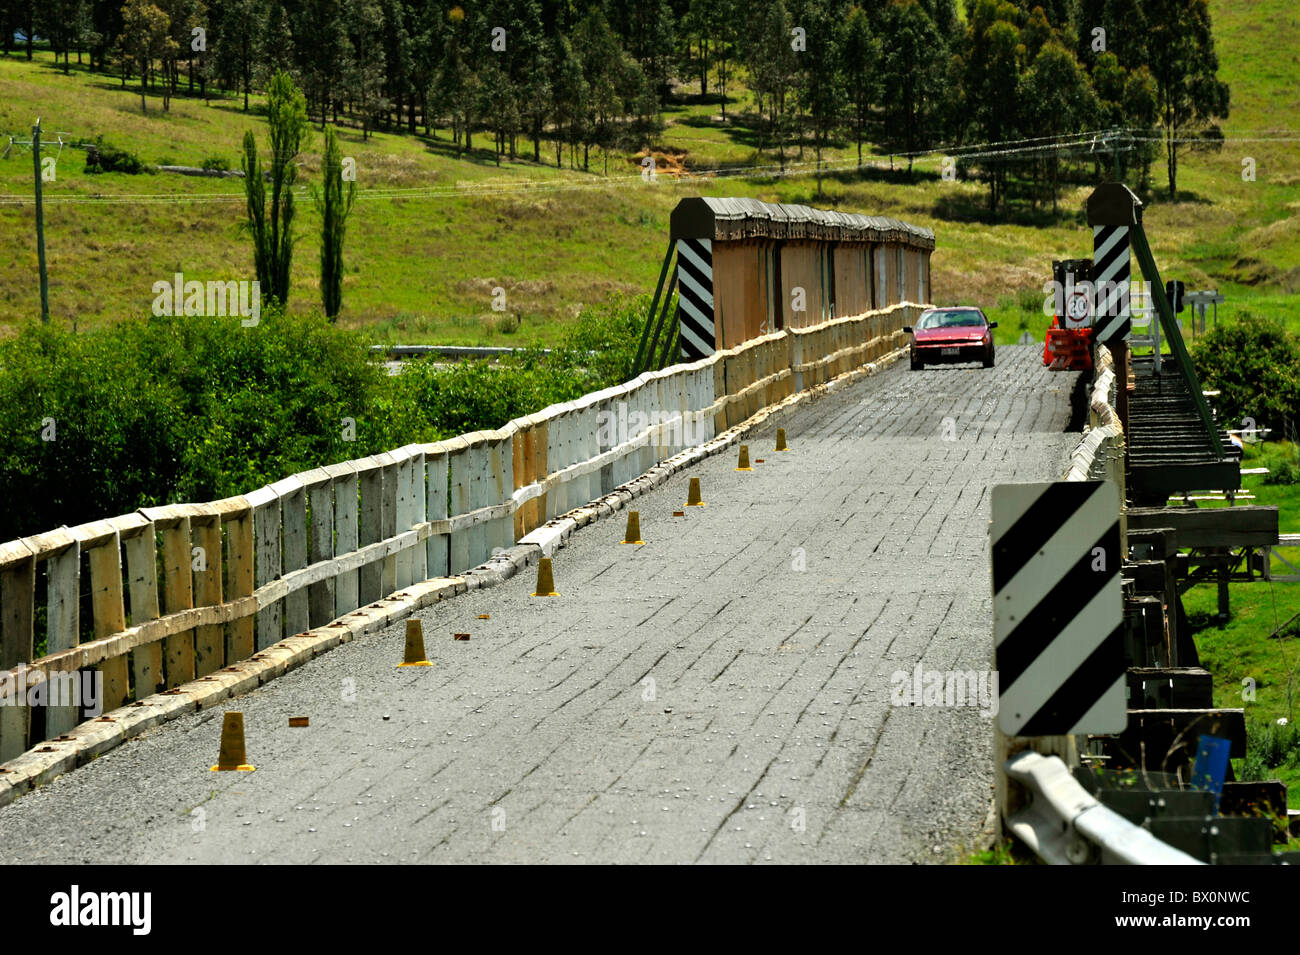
[1045,324,1094,371]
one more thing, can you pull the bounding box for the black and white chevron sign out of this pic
[675,238,715,361]
[991,481,1125,737]
[1092,224,1130,344]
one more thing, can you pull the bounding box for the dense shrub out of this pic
[1241,719,1300,780]
[550,292,645,387]
[382,294,648,438]
[1192,314,1300,437]
[83,137,145,174]
[201,156,231,172]
[0,295,648,542]
[1258,442,1300,485]
[0,308,394,541]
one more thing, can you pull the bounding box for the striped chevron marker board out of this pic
[991,481,1125,736]
[676,238,715,361]
[1092,224,1131,344]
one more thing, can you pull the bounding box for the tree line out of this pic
[1,0,1229,207]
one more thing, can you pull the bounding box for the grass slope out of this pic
[0,0,1295,344]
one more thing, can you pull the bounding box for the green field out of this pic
[1,0,1296,345]
[1174,442,1300,804]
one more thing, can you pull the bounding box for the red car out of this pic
[904,307,997,370]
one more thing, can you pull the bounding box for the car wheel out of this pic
[910,354,923,370]
[983,347,994,368]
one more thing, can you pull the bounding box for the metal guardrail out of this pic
[1128,286,1161,373]
[369,345,552,360]
[1005,752,1204,865]
[1262,532,1300,584]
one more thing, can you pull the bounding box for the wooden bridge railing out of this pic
[0,301,922,760]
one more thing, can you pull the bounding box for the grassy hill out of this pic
[1,0,1296,346]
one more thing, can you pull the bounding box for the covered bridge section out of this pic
[636,197,935,372]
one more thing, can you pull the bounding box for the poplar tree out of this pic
[242,71,309,306]
[317,124,356,321]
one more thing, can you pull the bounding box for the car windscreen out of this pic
[917,310,986,329]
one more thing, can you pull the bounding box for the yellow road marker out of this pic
[532,556,560,596]
[686,477,705,506]
[621,510,645,544]
[210,712,255,771]
[398,618,433,667]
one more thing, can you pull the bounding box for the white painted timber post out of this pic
[424,443,450,578]
[387,447,411,591]
[0,540,34,760]
[189,503,224,676]
[38,529,80,737]
[467,436,490,566]
[246,486,282,650]
[401,444,428,584]
[491,431,514,555]
[355,456,384,606]
[299,467,335,628]
[446,437,471,575]
[112,512,161,698]
[271,476,308,637]
[323,462,359,616]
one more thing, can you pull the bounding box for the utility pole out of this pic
[33,117,49,323]
[1106,127,1121,182]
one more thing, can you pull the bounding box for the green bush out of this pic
[0,295,649,543]
[1259,442,1300,484]
[549,293,647,387]
[384,296,649,439]
[83,137,145,174]
[201,155,230,172]
[1192,314,1300,437]
[1240,719,1299,780]
[0,308,398,541]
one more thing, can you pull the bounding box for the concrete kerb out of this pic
[0,344,906,808]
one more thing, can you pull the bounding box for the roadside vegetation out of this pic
[0,294,646,542]
[1179,318,1300,804]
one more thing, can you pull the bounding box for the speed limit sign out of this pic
[1064,288,1092,329]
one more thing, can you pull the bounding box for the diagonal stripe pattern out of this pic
[991,480,1125,736]
[676,238,715,361]
[1092,225,1131,344]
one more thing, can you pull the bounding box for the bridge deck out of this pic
[0,347,1081,864]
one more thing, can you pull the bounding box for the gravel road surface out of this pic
[0,346,1081,864]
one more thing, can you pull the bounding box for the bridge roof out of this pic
[670,196,935,249]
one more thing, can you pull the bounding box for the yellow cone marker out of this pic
[398,618,433,667]
[736,444,753,471]
[775,428,788,451]
[621,510,645,544]
[532,556,560,596]
[686,477,705,506]
[210,711,255,771]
